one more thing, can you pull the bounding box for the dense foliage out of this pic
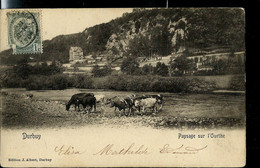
[0,60,63,89]
[229,74,245,91]
[169,56,196,75]
[1,57,244,92]
[120,57,140,75]
[0,73,218,93]
[92,65,112,77]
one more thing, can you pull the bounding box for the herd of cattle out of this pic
[65,93,163,116]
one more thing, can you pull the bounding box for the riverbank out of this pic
[1,89,245,130]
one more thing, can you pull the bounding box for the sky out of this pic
[0,8,133,52]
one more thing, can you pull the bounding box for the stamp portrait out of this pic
[7,10,42,54]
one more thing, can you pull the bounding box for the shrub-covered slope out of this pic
[0,8,245,65]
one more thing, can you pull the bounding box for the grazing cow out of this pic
[95,94,106,104]
[109,96,135,116]
[77,96,96,114]
[94,94,106,112]
[140,94,163,110]
[125,95,136,116]
[104,96,118,105]
[66,93,94,111]
[134,97,159,115]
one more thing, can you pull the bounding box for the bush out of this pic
[121,57,140,75]
[126,76,152,91]
[1,70,217,93]
[96,74,216,93]
[229,75,245,91]
[92,65,112,77]
[48,74,68,90]
[92,77,108,89]
[0,70,24,88]
[105,74,128,91]
[24,74,95,90]
[73,74,93,89]
[25,76,48,90]
[154,62,169,76]
[2,76,24,88]
[25,74,69,90]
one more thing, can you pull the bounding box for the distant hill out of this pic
[0,8,245,65]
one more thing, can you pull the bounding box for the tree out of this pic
[142,64,154,75]
[121,57,140,75]
[102,65,112,76]
[209,59,227,74]
[186,9,245,51]
[49,60,62,74]
[154,62,169,76]
[92,64,112,77]
[126,35,151,58]
[169,56,196,75]
[92,65,101,77]
[13,58,32,79]
[150,26,172,56]
[40,62,49,75]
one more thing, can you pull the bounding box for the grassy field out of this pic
[1,88,245,130]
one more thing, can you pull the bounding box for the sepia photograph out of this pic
[0,8,246,167]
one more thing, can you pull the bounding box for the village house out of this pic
[69,47,84,62]
[187,51,245,71]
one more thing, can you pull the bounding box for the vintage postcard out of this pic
[0,8,245,167]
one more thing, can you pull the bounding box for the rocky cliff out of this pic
[0,8,245,65]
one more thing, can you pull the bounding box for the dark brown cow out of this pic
[66,93,94,111]
[77,96,96,114]
[108,96,135,116]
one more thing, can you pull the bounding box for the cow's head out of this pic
[110,101,115,108]
[66,103,70,111]
[104,98,112,105]
[156,94,163,104]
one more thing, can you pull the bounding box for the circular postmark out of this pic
[9,11,39,49]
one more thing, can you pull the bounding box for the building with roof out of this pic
[187,51,245,71]
[69,47,84,62]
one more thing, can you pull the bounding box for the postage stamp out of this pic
[7,10,42,54]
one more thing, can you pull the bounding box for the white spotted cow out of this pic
[134,97,159,115]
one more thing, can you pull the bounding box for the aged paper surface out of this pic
[0,8,245,167]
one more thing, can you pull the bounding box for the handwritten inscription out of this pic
[160,144,207,154]
[53,143,207,156]
[54,145,85,155]
[93,143,150,155]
